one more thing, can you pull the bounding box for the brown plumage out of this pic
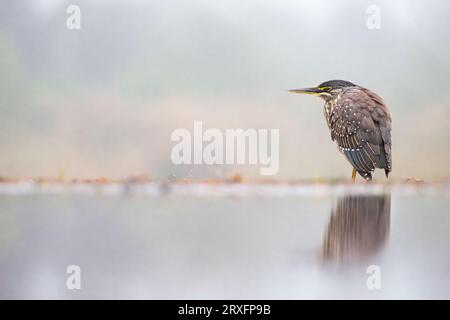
[290,80,392,181]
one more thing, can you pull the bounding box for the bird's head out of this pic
[289,80,356,101]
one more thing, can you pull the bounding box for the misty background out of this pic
[1,0,449,181]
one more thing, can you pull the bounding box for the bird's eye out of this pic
[320,86,332,91]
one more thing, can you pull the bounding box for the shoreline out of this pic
[0,179,448,197]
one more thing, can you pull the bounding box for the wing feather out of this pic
[328,87,392,177]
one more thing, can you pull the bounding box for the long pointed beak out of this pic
[288,87,322,96]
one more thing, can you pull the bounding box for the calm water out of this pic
[0,184,449,299]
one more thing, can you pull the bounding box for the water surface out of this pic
[0,184,448,299]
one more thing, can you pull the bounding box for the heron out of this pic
[290,80,392,182]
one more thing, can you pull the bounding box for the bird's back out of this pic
[324,86,392,180]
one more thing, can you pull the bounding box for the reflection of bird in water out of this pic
[323,194,390,265]
[290,80,392,182]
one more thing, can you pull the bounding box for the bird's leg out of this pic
[351,168,357,182]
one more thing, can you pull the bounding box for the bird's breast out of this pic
[324,100,338,128]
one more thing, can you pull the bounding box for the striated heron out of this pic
[290,80,392,182]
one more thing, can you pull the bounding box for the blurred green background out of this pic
[1,0,449,181]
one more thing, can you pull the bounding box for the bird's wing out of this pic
[363,89,392,174]
[330,89,390,175]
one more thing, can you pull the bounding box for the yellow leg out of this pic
[351,168,357,183]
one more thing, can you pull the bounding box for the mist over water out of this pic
[1,1,450,301]
[1,0,449,181]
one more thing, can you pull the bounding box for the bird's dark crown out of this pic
[318,80,356,90]
[288,79,357,99]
